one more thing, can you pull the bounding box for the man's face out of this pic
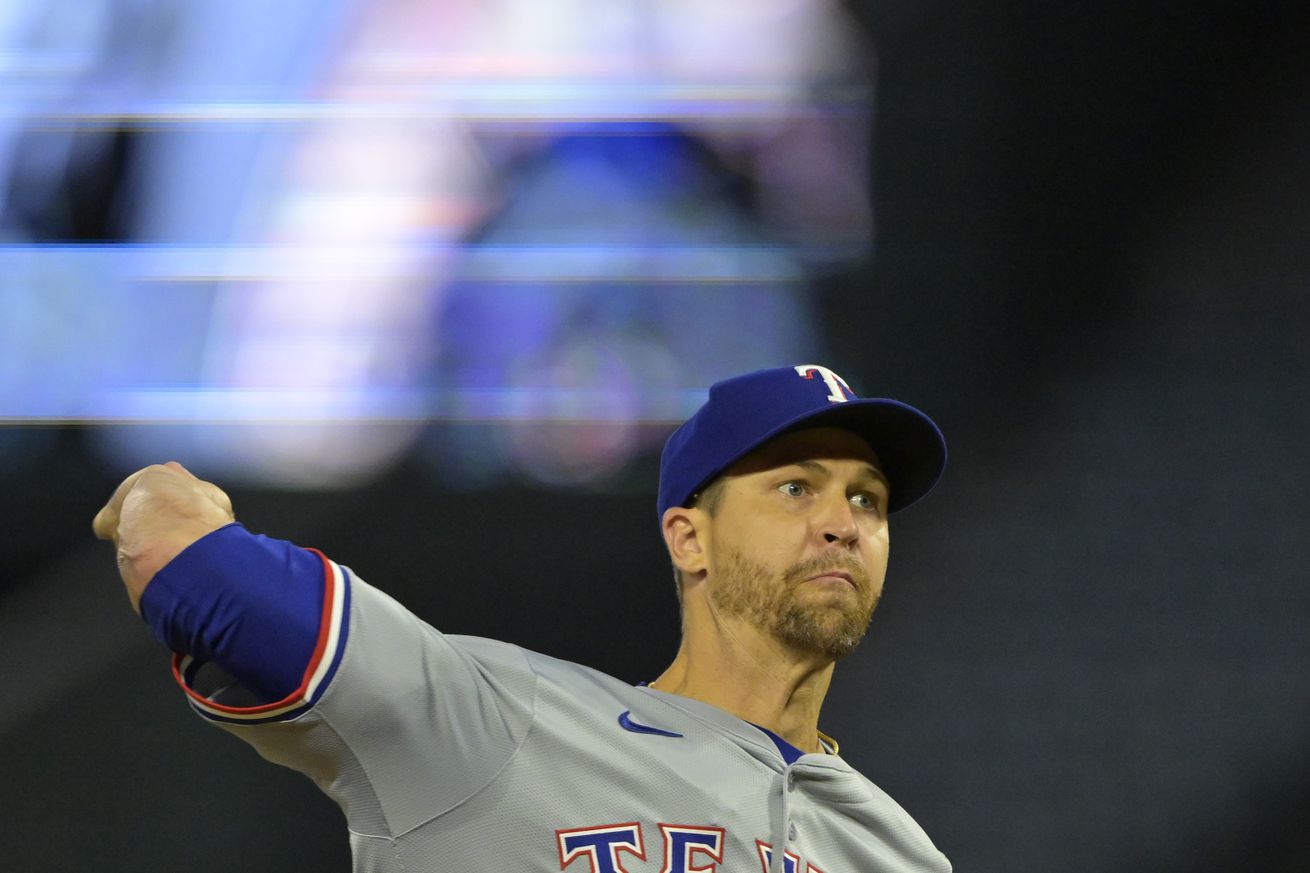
[701,426,890,659]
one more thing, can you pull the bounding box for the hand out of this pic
[93,461,236,613]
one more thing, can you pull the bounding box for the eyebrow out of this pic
[792,459,889,490]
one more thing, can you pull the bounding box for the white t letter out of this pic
[793,365,853,403]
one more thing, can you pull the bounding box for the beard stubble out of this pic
[708,546,882,659]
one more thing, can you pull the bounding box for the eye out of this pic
[778,481,806,498]
[851,492,885,514]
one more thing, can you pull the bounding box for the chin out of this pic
[775,606,871,659]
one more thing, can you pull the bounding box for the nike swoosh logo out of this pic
[618,710,683,738]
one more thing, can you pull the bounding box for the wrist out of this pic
[121,520,234,613]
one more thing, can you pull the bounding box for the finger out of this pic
[201,481,235,518]
[92,466,155,541]
[164,460,198,480]
[91,506,116,541]
[167,462,232,516]
[167,462,233,518]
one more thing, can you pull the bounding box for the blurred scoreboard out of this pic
[0,0,872,488]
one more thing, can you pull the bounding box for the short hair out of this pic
[689,476,728,517]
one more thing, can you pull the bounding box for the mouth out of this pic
[806,570,856,589]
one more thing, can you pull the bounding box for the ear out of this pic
[661,506,709,578]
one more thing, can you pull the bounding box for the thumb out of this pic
[162,461,233,517]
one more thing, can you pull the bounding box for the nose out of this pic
[817,493,859,547]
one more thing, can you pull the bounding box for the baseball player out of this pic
[93,364,951,873]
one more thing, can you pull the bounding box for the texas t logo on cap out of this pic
[794,364,854,403]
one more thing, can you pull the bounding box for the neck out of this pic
[649,616,836,754]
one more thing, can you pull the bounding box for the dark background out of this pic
[3,2,1308,871]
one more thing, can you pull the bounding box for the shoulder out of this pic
[449,635,638,698]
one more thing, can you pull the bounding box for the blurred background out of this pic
[1,1,1307,871]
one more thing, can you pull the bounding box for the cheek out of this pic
[872,520,890,546]
[862,529,890,567]
[714,513,800,565]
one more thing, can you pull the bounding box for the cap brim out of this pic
[733,399,947,513]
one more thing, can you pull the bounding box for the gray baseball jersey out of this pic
[152,527,951,873]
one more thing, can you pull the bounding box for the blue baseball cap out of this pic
[657,365,946,519]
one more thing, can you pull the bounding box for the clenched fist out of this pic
[92,461,235,613]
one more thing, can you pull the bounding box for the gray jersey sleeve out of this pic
[175,561,537,840]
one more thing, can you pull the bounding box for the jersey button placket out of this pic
[785,770,798,843]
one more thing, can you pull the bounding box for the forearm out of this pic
[140,523,327,702]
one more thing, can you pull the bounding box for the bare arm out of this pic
[92,461,236,613]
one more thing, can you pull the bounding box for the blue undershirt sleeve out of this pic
[138,523,326,702]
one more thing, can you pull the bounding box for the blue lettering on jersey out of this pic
[756,841,801,873]
[658,824,724,873]
[558,823,825,873]
[558,823,646,873]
